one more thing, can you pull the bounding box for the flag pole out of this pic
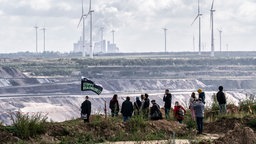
[104,100,107,119]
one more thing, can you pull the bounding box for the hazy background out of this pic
[0,0,255,53]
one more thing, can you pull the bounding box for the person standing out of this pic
[140,94,145,111]
[163,89,172,120]
[142,93,150,119]
[150,100,162,120]
[173,101,186,123]
[193,98,205,134]
[189,92,196,121]
[121,96,133,122]
[134,97,142,115]
[197,88,205,104]
[81,96,91,123]
[217,86,227,114]
[109,94,119,117]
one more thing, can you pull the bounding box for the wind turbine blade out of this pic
[81,0,84,14]
[84,11,90,19]
[77,15,83,28]
[77,0,84,28]
[210,13,213,29]
[211,0,214,10]
[89,0,92,10]
[191,15,199,25]
[197,0,199,13]
[198,0,200,13]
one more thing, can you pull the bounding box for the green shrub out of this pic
[185,120,196,130]
[252,105,256,113]
[9,112,47,139]
[77,133,94,143]
[108,131,126,141]
[89,115,105,127]
[239,100,255,113]
[126,115,146,132]
[247,119,256,130]
[211,93,219,111]
[145,131,166,140]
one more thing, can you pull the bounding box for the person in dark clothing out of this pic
[193,98,205,134]
[140,94,145,112]
[134,97,142,115]
[216,86,227,114]
[197,88,205,104]
[121,96,133,122]
[163,89,172,120]
[150,100,162,120]
[109,94,119,117]
[142,93,150,119]
[81,96,91,123]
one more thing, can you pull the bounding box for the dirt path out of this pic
[103,133,223,144]
[196,133,223,140]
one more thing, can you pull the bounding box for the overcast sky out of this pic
[0,0,255,53]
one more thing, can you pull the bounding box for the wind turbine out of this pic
[163,28,168,53]
[210,0,215,57]
[41,27,46,52]
[192,0,203,55]
[78,0,94,58]
[34,25,39,53]
[88,0,94,58]
[77,0,86,57]
[111,30,115,44]
[218,29,222,52]
[100,27,104,52]
[193,34,195,52]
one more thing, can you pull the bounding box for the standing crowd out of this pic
[81,86,227,135]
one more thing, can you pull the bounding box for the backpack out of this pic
[177,107,184,116]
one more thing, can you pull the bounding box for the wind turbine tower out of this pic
[210,0,215,57]
[77,0,86,57]
[218,29,222,52]
[89,0,94,59]
[41,27,46,52]
[193,34,195,52]
[163,28,167,53]
[100,27,104,52]
[192,0,203,55]
[111,30,115,44]
[34,25,38,53]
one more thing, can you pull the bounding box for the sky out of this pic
[0,0,255,53]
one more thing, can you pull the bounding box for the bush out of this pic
[185,120,196,130]
[88,115,105,127]
[239,100,255,113]
[126,115,147,132]
[78,133,94,143]
[9,112,47,139]
[145,131,166,140]
[247,119,256,130]
[211,93,219,111]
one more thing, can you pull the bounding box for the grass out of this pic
[246,118,256,131]
[2,99,256,143]
[145,131,167,140]
[126,115,147,132]
[7,112,48,139]
[56,115,181,143]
